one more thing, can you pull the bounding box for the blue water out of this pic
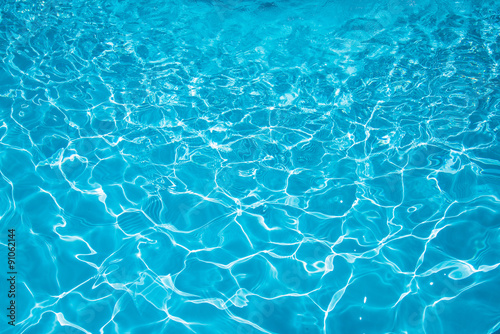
[1,0,500,333]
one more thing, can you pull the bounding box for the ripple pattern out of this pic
[1,0,500,333]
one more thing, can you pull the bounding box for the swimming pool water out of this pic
[1,0,500,333]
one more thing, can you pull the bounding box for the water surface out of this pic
[1,0,500,333]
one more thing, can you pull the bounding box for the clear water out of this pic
[1,0,500,333]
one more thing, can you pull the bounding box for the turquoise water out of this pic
[1,0,500,333]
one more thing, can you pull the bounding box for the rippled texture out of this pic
[1,0,500,333]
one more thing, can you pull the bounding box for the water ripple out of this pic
[1,0,500,333]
